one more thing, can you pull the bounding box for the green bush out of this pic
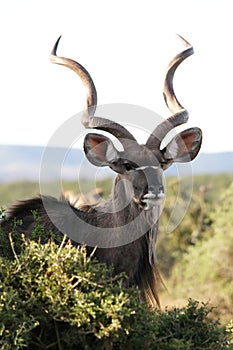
[157,177,213,278]
[157,174,233,277]
[162,182,233,325]
[0,234,231,349]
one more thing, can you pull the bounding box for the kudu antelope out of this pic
[0,35,202,308]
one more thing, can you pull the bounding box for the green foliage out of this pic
[0,235,230,349]
[1,174,233,348]
[157,182,209,278]
[153,300,230,350]
[158,174,233,277]
[0,210,63,260]
[226,320,233,347]
[162,182,233,325]
[0,216,24,260]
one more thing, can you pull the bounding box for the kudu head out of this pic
[51,35,202,211]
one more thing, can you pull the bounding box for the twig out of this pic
[89,245,97,259]
[8,232,20,266]
[58,234,67,254]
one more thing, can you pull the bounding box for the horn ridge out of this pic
[51,36,136,149]
[50,36,97,118]
[146,35,193,150]
[163,35,193,114]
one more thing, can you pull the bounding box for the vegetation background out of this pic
[0,173,232,348]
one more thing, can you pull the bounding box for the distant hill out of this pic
[167,151,233,177]
[0,145,232,183]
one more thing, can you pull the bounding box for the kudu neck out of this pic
[111,175,136,209]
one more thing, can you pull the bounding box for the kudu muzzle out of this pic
[133,166,165,210]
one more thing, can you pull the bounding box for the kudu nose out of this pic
[148,185,164,196]
[141,185,165,211]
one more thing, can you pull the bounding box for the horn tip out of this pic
[176,34,192,49]
[51,35,62,57]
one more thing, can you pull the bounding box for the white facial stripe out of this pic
[135,166,159,171]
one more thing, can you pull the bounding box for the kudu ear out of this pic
[84,133,119,167]
[161,127,202,167]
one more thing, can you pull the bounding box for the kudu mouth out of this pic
[133,190,165,211]
[141,190,165,211]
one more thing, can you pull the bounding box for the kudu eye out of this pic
[123,162,134,171]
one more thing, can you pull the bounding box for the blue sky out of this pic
[0,0,232,153]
